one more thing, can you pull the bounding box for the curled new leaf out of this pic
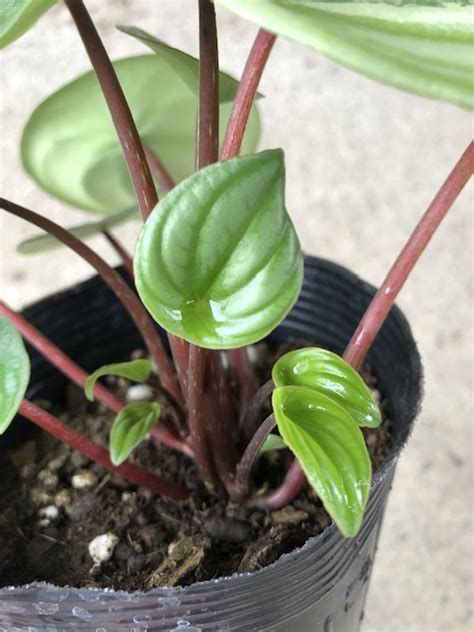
[0,316,30,433]
[272,347,381,428]
[21,55,260,215]
[216,0,474,109]
[259,433,287,454]
[85,360,153,401]
[17,208,137,255]
[272,386,371,537]
[134,149,304,349]
[0,0,57,49]
[109,402,160,466]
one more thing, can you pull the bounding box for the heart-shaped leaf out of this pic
[0,0,57,49]
[109,402,160,466]
[272,347,381,428]
[85,359,153,401]
[17,207,137,255]
[272,386,371,537]
[118,26,259,103]
[216,0,474,109]
[0,316,30,433]
[134,149,304,349]
[259,433,287,454]
[21,55,260,215]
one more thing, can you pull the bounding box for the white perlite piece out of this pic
[38,505,59,520]
[88,532,119,564]
[71,469,98,489]
[126,384,154,402]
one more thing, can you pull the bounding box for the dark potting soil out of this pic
[0,341,391,591]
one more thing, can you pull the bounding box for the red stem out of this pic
[220,30,276,412]
[240,378,274,440]
[220,29,276,161]
[187,345,216,482]
[0,300,192,458]
[102,230,134,276]
[19,400,189,501]
[144,146,176,193]
[255,140,474,510]
[1,198,180,401]
[65,0,157,220]
[232,413,276,501]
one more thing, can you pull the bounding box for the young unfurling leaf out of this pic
[272,347,381,428]
[272,386,371,538]
[0,316,30,433]
[85,359,153,401]
[109,402,160,466]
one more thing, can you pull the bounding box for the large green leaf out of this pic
[85,359,153,401]
[0,0,57,49]
[109,402,160,466]
[215,0,474,109]
[134,149,304,349]
[272,347,381,428]
[21,55,260,215]
[273,386,371,537]
[0,316,30,434]
[118,26,255,103]
[17,207,137,255]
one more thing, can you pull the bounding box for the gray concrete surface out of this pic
[1,2,473,630]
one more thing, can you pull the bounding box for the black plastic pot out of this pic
[0,256,422,632]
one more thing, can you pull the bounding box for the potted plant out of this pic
[0,1,472,630]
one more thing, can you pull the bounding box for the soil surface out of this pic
[0,341,391,590]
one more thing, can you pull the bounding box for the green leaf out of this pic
[0,0,57,49]
[21,55,260,215]
[0,316,30,433]
[109,402,160,466]
[118,26,260,103]
[17,207,138,255]
[272,347,381,428]
[259,433,287,454]
[215,0,474,109]
[85,359,153,401]
[272,386,371,538]
[134,149,304,349]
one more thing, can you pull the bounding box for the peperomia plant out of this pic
[0,0,472,540]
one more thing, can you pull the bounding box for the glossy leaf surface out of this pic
[109,402,160,466]
[118,26,252,102]
[0,316,30,433]
[17,207,137,255]
[273,386,371,537]
[85,359,153,401]
[259,433,287,454]
[0,0,57,48]
[272,347,381,428]
[21,55,260,215]
[134,150,304,349]
[216,0,474,109]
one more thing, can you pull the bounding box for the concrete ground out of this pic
[1,2,472,630]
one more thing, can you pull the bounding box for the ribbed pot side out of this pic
[0,256,422,632]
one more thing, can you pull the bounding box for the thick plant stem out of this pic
[0,300,192,458]
[19,400,189,501]
[220,29,276,161]
[187,346,216,482]
[220,30,276,412]
[1,198,179,401]
[65,0,157,220]
[232,414,276,501]
[254,141,474,510]
[344,140,474,369]
[102,230,134,276]
[197,0,219,169]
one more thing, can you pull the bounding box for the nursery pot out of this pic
[0,256,422,632]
